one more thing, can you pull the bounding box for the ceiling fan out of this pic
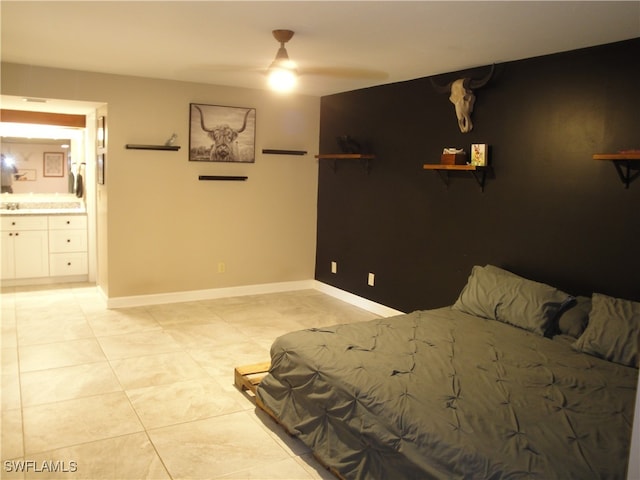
[267,29,299,92]
[266,29,388,92]
[192,29,389,93]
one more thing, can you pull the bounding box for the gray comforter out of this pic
[256,308,638,479]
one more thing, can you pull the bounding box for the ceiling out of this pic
[1,1,639,108]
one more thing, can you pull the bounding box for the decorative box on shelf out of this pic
[440,153,467,165]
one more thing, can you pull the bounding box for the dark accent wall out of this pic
[316,38,640,313]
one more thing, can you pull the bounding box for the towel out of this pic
[75,173,83,198]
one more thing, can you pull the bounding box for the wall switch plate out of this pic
[218,262,226,273]
[331,261,337,274]
[368,272,375,286]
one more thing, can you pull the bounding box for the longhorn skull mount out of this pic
[431,64,495,133]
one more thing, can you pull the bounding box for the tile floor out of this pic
[1,283,379,479]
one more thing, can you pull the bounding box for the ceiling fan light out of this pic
[268,67,297,92]
[267,29,298,92]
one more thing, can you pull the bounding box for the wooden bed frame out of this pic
[234,361,346,480]
[234,361,270,396]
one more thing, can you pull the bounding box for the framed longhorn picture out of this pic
[189,103,256,163]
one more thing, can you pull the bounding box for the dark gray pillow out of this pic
[573,293,639,368]
[453,265,571,336]
[557,296,591,338]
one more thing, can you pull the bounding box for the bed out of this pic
[254,265,639,479]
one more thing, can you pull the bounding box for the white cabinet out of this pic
[1,213,88,282]
[1,216,49,279]
[49,215,88,277]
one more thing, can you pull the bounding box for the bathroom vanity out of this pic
[1,195,88,285]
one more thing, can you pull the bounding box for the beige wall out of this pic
[2,63,320,298]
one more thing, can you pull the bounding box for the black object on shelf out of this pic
[262,149,307,156]
[336,135,361,154]
[126,144,181,151]
[198,175,248,181]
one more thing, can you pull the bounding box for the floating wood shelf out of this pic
[423,164,489,192]
[315,154,376,174]
[593,153,640,188]
[125,144,181,151]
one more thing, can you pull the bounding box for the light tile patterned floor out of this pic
[0,283,378,479]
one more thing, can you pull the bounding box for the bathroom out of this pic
[1,100,100,285]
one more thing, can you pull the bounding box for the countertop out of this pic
[0,208,86,216]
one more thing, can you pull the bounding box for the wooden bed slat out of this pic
[234,361,271,395]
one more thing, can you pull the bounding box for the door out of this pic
[13,230,49,278]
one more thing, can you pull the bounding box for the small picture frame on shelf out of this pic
[471,144,488,166]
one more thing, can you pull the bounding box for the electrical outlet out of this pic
[331,261,337,274]
[218,262,226,273]
[368,272,375,286]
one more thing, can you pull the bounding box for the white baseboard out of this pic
[105,279,404,317]
[312,281,405,317]
[106,280,316,309]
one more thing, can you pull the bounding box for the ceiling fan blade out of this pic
[300,66,389,80]
[180,64,269,77]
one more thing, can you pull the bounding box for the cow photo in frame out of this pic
[189,103,256,163]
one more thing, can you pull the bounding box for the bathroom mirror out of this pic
[0,124,85,196]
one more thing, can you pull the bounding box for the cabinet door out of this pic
[1,232,16,279]
[13,230,49,279]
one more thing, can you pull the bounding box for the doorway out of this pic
[1,95,105,284]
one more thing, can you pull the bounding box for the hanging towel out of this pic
[68,172,75,194]
[75,173,84,198]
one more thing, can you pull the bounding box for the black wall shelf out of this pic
[262,149,307,156]
[198,175,248,181]
[126,144,181,151]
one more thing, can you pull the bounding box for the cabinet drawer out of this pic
[49,215,87,230]
[49,230,87,253]
[1,216,48,231]
[49,252,88,276]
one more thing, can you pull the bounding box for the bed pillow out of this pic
[452,265,571,336]
[556,296,591,338]
[573,293,639,368]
